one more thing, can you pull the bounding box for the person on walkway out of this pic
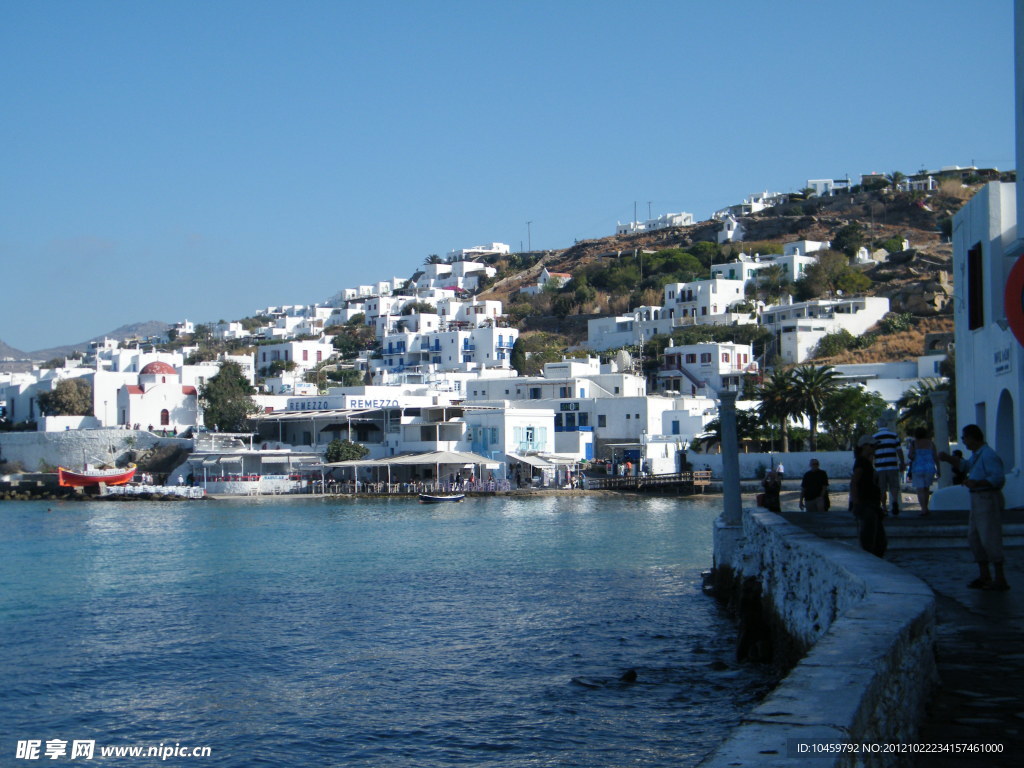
[873,419,905,516]
[940,425,1010,591]
[775,461,785,483]
[908,427,938,516]
[799,459,830,514]
[760,471,782,512]
[851,435,887,558]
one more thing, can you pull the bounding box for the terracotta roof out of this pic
[125,385,144,395]
[140,361,176,375]
[182,386,197,395]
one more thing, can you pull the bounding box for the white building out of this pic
[518,267,573,296]
[663,278,748,324]
[374,324,519,376]
[256,340,335,375]
[760,296,891,364]
[949,177,1024,509]
[832,356,947,408]
[616,212,694,236]
[115,362,199,432]
[711,250,818,285]
[584,306,673,352]
[658,342,759,396]
[806,178,851,196]
[712,191,788,220]
[446,242,511,260]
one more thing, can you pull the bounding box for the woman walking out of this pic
[908,427,938,516]
[850,435,887,557]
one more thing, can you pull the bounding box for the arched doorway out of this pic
[160,409,170,427]
[995,389,1016,470]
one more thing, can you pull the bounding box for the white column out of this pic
[719,389,742,525]
[930,389,952,487]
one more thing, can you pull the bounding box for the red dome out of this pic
[140,361,177,375]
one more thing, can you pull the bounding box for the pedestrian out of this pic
[760,471,782,512]
[851,435,886,558]
[872,418,905,516]
[940,425,1010,591]
[799,459,830,513]
[775,461,785,482]
[950,450,967,485]
[908,427,938,516]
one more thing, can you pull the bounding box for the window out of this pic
[559,386,572,398]
[529,387,542,400]
[598,415,607,428]
[626,414,631,420]
[160,409,170,426]
[722,353,730,363]
[701,306,708,316]
[303,350,309,362]
[671,420,680,435]
[614,386,620,394]
[685,354,696,364]
[700,353,712,363]
[968,243,984,330]
[578,412,589,427]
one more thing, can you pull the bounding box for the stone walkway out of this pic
[775,486,1024,766]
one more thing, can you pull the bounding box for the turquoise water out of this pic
[1,494,773,766]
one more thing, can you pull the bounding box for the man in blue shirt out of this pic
[942,424,1009,591]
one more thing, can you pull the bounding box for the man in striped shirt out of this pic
[873,418,905,516]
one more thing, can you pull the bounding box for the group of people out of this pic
[758,418,1009,592]
[852,420,1009,590]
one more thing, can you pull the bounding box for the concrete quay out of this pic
[777,495,1024,767]
[703,481,1022,767]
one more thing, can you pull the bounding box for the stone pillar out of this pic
[930,389,952,487]
[719,389,742,526]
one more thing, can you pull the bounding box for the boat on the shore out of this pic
[58,463,137,488]
[418,492,465,504]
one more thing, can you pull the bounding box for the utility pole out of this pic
[526,221,532,253]
[633,201,637,228]
[648,201,652,220]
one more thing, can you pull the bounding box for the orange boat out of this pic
[58,463,137,488]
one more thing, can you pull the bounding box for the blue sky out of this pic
[0,0,1015,352]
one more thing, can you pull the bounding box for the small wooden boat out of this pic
[418,493,465,504]
[58,463,137,488]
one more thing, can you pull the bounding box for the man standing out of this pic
[799,459,829,513]
[873,418,905,516]
[941,425,1009,591]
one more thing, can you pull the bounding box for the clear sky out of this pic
[1,0,1015,352]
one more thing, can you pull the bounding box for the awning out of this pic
[323,449,499,470]
[507,453,552,469]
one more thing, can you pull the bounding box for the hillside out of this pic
[28,321,171,361]
[477,185,974,363]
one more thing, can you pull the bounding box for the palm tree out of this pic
[757,368,798,452]
[886,170,907,191]
[692,410,764,454]
[790,365,839,451]
[897,378,947,435]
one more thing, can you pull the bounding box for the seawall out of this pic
[703,510,936,767]
[0,429,191,472]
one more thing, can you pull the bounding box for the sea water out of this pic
[0,494,774,766]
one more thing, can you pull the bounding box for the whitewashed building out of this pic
[663,278,748,324]
[447,242,511,260]
[616,212,694,235]
[658,342,759,396]
[833,356,947,408]
[760,296,890,364]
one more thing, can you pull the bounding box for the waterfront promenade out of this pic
[776,486,1024,766]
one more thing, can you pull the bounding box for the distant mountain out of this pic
[29,321,171,361]
[0,338,28,360]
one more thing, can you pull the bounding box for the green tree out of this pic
[510,338,527,375]
[831,223,865,259]
[818,386,888,449]
[790,365,839,450]
[37,378,93,417]
[896,379,950,437]
[401,301,437,315]
[199,361,259,432]
[325,439,369,462]
[691,410,764,453]
[886,171,906,190]
[757,368,798,452]
[793,251,871,300]
[813,328,860,358]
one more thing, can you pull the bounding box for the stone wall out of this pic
[704,511,936,767]
[0,430,191,473]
